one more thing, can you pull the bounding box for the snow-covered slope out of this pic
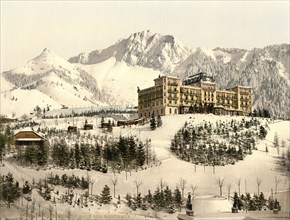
[0,74,15,92]
[76,58,161,105]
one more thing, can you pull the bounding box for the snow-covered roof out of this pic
[14,130,45,141]
[15,138,43,141]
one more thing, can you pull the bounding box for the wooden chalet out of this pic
[84,123,93,130]
[14,130,45,147]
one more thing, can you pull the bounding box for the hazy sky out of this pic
[1,1,289,71]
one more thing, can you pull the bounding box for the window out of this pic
[169,108,172,114]
[161,109,163,114]
[140,113,142,117]
[174,109,177,114]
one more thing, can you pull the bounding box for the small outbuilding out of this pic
[67,126,77,133]
[84,123,93,130]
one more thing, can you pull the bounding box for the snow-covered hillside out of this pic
[1,114,289,219]
[76,57,162,105]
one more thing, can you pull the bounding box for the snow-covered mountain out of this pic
[2,31,289,118]
[70,31,290,118]
[69,30,190,74]
[1,49,105,117]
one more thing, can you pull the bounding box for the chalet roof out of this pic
[14,130,45,141]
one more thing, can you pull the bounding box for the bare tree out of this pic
[274,176,281,195]
[89,178,95,197]
[134,179,143,195]
[159,178,166,191]
[179,178,187,198]
[111,177,118,198]
[274,132,280,155]
[31,200,35,220]
[236,178,241,196]
[216,177,225,197]
[190,185,198,200]
[26,202,29,220]
[256,177,262,195]
[227,183,232,200]
[40,209,45,220]
[48,205,53,220]
[38,202,41,217]
[67,208,71,220]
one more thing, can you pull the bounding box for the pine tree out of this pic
[74,143,81,168]
[157,115,162,127]
[126,193,132,207]
[150,115,156,130]
[136,142,145,166]
[0,133,6,163]
[173,188,183,210]
[107,120,113,133]
[153,187,163,210]
[52,140,70,167]
[146,190,153,204]
[128,136,136,161]
[1,173,21,208]
[233,192,239,209]
[258,192,265,210]
[164,186,173,208]
[136,193,142,208]
[100,185,112,204]
[37,143,49,166]
[259,126,267,139]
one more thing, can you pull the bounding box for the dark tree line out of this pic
[233,191,280,211]
[42,109,137,119]
[126,185,182,212]
[51,136,146,173]
[46,173,89,190]
[252,108,271,118]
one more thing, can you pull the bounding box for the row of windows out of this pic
[140,108,164,117]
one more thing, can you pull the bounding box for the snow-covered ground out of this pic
[1,114,290,219]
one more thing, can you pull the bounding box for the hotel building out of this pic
[138,73,252,118]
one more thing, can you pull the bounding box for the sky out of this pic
[0,1,289,71]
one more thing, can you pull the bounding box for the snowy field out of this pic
[1,114,290,219]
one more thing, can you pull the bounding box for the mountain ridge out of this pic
[2,31,290,118]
